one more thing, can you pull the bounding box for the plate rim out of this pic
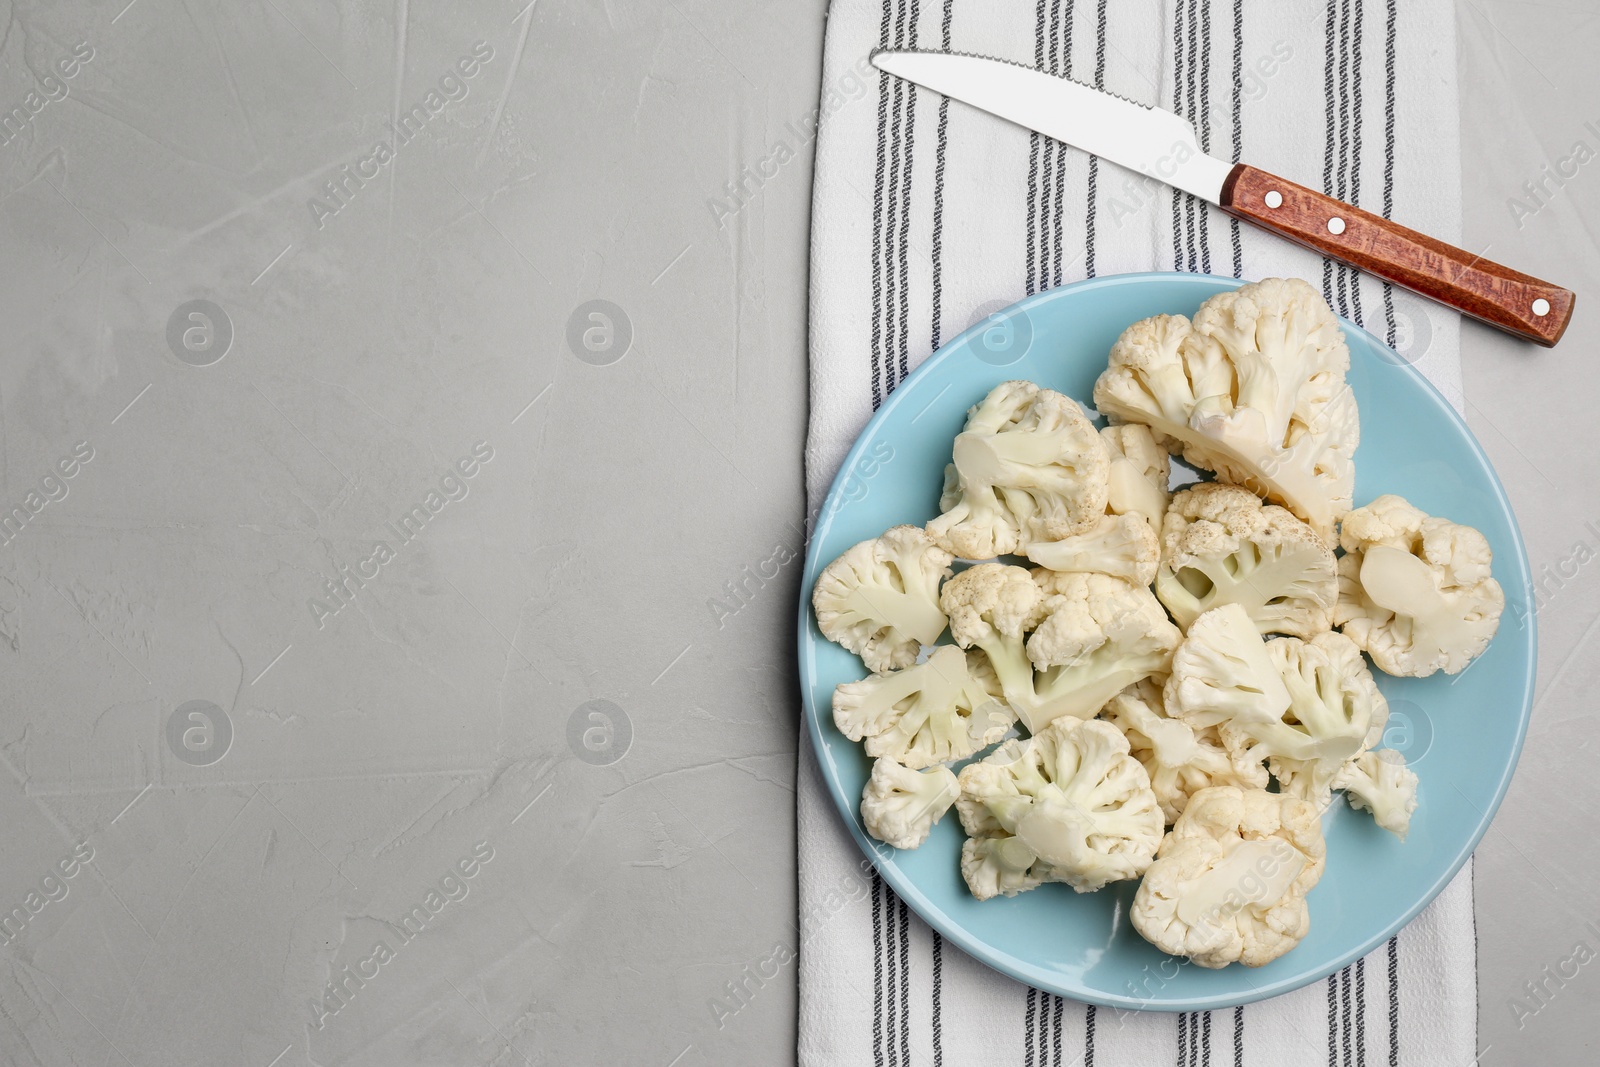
[796,270,1537,1011]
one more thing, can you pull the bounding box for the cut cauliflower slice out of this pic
[1255,632,1389,808]
[1335,494,1505,677]
[927,381,1111,559]
[1100,678,1255,825]
[813,525,952,672]
[860,757,961,850]
[956,718,1164,896]
[1024,512,1159,586]
[1154,482,1337,638]
[960,836,1052,900]
[1094,278,1358,539]
[832,644,1015,769]
[1131,785,1326,968]
[1101,423,1172,532]
[1335,748,1419,841]
[1022,570,1181,731]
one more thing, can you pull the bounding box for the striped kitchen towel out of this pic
[800,1,1476,1065]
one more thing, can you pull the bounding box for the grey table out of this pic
[0,2,1592,1065]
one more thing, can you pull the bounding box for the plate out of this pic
[797,272,1535,1011]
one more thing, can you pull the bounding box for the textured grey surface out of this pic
[1459,9,1600,1066]
[0,1,1593,1065]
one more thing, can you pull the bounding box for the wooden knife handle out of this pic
[1220,164,1575,347]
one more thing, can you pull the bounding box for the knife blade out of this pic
[872,49,1574,347]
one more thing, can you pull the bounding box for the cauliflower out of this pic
[832,644,1015,769]
[813,525,953,672]
[1162,603,1292,741]
[960,836,1053,900]
[1255,632,1389,807]
[1153,483,1337,638]
[927,381,1111,559]
[1101,423,1172,532]
[1022,570,1181,730]
[1093,278,1358,539]
[1167,606,1387,808]
[1335,494,1505,677]
[1024,512,1159,586]
[1100,678,1254,825]
[1131,786,1326,968]
[860,756,961,850]
[941,564,1174,732]
[937,563,1062,731]
[956,717,1164,896]
[1335,748,1419,841]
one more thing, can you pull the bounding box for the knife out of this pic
[871,49,1575,348]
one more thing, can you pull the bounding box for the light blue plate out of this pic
[797,272,1535,1011]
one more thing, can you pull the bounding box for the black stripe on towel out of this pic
[1349,0,1366,324]
[897,895,911,1067]
[1197,0,1212,274]
[1356,956,1368,1067]
[1327,973,1339,1067]
[1334,0,1352,317]
[883,879,899,1067]
[1084,1003,1097,1067]
[931,930,944,1067]
[1233,1004,1244,1067]
[1381,0,1397,345]
[893,0,920,385]
[1342,964,1355,1067]
[1178,1011,1189,1066]
[871,872,885,1067]
[1026,0,1046,295]
[1387,935,1400,1067]
[1320,0,1336,305]
[1025,987,1039,1067]
[929,0,953,351]
[1229,0,1242,277]
[1085,0,1106,277]
[869,0,893,408]
[882,0,909,396]
[1052,993,1064,1067]
[1183,0,1198,272]
[1170,0,1185,271]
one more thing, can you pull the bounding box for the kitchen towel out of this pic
[800,1,1475,1065]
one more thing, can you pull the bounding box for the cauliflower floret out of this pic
[1154,482,1337,638]
[860,756,961,850]
[1094,278,1358,539]
[1021,570,1181,731]
[960,836,1052,900]
[832,645,1015,769]
[1335,494,1505,677]
[1254,632,1389,808]
[956,718,1164,896]
[1335,748,1419,841]
[1167,607,1387,808]
[927,381,1111,559]
[1131,785,1326,968]
[1024,512,1160,586]
[1100,678,1255,825]
[1101,423,1172,532]
[1162,603,1292,745]
[813,525,953,672]
[938,563,1069,732]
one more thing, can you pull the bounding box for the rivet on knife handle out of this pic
[1220,164,1575,348]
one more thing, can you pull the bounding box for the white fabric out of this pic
[800,1,1475,1064]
